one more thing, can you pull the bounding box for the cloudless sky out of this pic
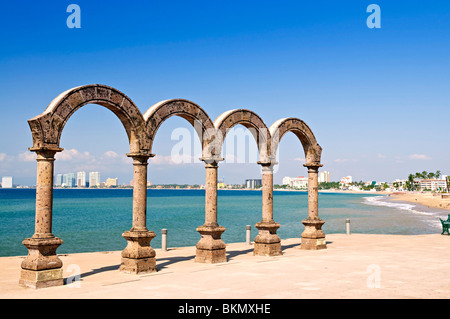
[1,1,450,186]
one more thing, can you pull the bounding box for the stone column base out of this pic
[120,257,156,274]
[254,222,282,256]
[20,237,64,289]
[21,237,63,270]
[254,242,282,256]
[301,237,327,250]
[120,230,157,274]
[19,269,63,289]
[195,225,227,263]
[301,217,327,250]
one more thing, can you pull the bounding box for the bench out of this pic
[440,214,450,235]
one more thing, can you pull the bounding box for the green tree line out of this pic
[405,170,444,191]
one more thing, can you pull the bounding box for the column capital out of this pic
[29,147,63,160]
[127,152,155,165]
[200,156,224,167]
[257,160,278,173]
[126,152,155,159]
[303,163,323,171]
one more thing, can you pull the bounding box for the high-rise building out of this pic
[63,173,75,187]
[1,176,13,188]
[77,171,86,187]
[245,179,262,189]
[89,172,101,188]
[55,174,63,187]
[319,171,330,183]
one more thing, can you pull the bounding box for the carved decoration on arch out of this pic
[213,109,272,163]
[269,117,322,166]
[143,99,216,157]
[27,84,149,154]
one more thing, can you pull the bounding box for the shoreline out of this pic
[388,192,450,211]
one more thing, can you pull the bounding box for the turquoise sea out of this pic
[0,189,448,257]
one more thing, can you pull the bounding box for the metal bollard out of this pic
[346,219,351,235]
[246,225,251,245]
[161,229,168,251]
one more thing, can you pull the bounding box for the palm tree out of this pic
[408,174,415,190]
[422,171,428,179]
[447,176,449,193]
[428,172,435,180]
[436,170,441,179]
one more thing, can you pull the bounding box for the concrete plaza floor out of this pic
[1,233,449,299]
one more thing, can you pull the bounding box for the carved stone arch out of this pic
[27,84,149,154]
[214,109,271,163]
[20,84,154,288]
[269,117,326,251]
[143,99,215,156]
[270,117,322,166]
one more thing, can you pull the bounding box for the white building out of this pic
[340,176,352,186]
[89,172,101,188]
[245,179,262,189]
[77,171,86,187]
[419,179,448,192]
[55,174,63,187]
[319,171,330,183]
[282,176,291,185]
[1,176,13,188]
[282,176,308,189]
[63,173,75,187]
[390,179,407,190]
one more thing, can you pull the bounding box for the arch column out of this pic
[254,161,282,256]
[19,147,64,289]
[120,153,157,274]
[195,157,227,263]
[301,164,327,250]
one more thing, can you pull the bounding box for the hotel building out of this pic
[340,176,352,186]
[282,176,308,189]
[1,176,13,188]
[319,171,330,183]
[63,173,75,187]
[89,172,101,188]
[106,177,118,188]
[55,174,63,187]
[419,179,448,192]
[245,179,262,189]
[77,171,86,188]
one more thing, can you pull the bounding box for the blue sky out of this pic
[1,1,450,186]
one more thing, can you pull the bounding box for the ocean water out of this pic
[0,189,448,257]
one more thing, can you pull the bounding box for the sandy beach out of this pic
[1,233,450,299]
[389,192,450,211]
[317,189,450,211]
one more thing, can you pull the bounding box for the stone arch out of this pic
[27,84,149,154]
[144,99,226,263]
[269,117,326,251]
[214,109,271,163]
[20,84,154,288]
[269,117,322,166]
[214,109,278,257]
[143,99,215,157]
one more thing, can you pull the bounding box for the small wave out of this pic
[362,196,435,217]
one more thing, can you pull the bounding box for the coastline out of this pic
[388,192,450,211]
